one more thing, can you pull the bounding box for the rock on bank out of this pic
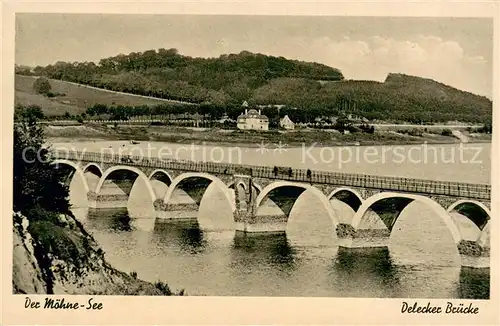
[12,212,176,295]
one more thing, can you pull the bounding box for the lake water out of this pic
[60,141,490,298]
[53,140,491,183]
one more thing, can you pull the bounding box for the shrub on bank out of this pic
[29,219,89,268]
[397,128,424,137]
[154,281,185,296]
[441,128,453,137]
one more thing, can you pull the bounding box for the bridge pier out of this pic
[154,200,199,221]
[336,223,390,248]
[458,240,490,269]
[232,175,288,234]
[87,192,128,209]
[337,223,490,269]
[234,211,287,234]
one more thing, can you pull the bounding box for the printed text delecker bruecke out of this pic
[25,296,103,310]
[401,301,479,314]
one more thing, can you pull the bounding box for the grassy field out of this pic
[15,75,176,116]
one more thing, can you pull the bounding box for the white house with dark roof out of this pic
[237,105,269,131]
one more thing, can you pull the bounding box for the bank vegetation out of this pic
[13,107,185,295]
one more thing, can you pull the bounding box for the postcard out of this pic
[2,1,498,325]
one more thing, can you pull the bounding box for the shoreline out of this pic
[43,123,492,149]
[47,135,492,149]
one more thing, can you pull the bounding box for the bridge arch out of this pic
[255,181,340,227]
[328,187,364,212]
[148,169,173,185]
[95,165,156,203]
[82,163,103,192]
[163,172,236,212]
[83,163,103,177]
[148,169,173,199]
[52,159,90,193]
[447,200,491,230]
[351,192,461,244]
[227,180,262,193]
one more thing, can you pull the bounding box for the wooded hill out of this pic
[15,48,492,123]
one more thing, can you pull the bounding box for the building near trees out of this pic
[279,115,295,130]
[237,101,269,131]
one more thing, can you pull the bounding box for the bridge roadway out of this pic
[52,150,492,269]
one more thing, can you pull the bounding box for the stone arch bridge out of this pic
[52,150,491,269]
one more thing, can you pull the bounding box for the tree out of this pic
[13,107,70,215]
[32,77,52,95]
[15,65,33,75]
[14,105,45,121]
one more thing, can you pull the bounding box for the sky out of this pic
[15,14,493,98]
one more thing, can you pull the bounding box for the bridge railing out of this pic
[52,150,491,200]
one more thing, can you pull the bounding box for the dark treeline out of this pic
[15,49,343,105]
[13,103,358,131]
[14,104,493,135]
[85,103,348,124]
[15,48,492,124]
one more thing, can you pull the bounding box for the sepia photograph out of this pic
[3,3,498,324]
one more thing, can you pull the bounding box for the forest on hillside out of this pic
[15,48,493,123]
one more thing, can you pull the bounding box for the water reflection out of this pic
[230,232,298,272]
[86,208,133,232]
[458,267,490,299]
[152,220,207,254]
[78,205,490,298]
[330,247,402,297]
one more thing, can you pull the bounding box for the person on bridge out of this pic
[307,169,312,179]
[288,167,293,177]
[273,166,278,177]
